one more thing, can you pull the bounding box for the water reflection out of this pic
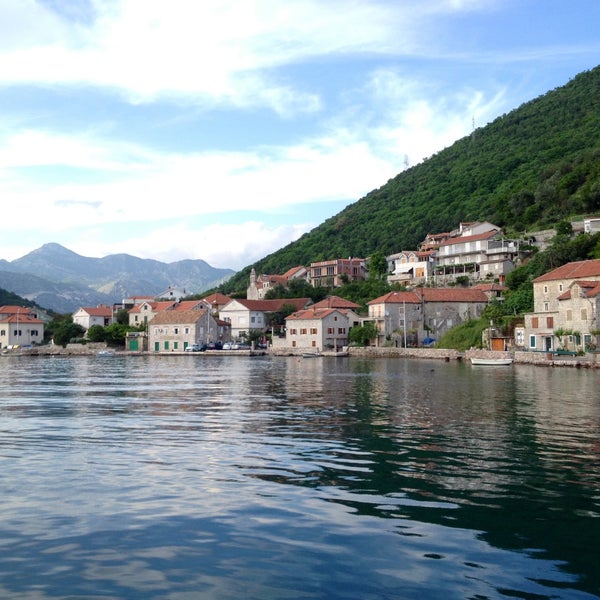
[0,355,598,598]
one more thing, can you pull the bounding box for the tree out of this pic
[52,321,86,347]
[368,251,388,280]
[87,324,106,343]
[348,321,377,346]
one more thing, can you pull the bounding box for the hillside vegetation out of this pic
[221,65,600,295]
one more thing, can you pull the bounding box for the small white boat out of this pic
[470,357,513,366]
[96,349,116,357]
[302,352,321,358]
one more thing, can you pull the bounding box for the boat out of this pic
[96,349,116,357]
[470,357,513,366]
[302,352,321,358]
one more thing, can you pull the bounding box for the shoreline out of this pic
[9,343,600,368]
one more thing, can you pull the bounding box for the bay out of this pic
[0,354,599,599]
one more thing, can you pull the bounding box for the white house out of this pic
[72,305,114,330]
[0,306,45,348]
[220,298,311,339]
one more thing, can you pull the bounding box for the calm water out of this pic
[0,354,599,599]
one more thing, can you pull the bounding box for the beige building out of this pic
[280,307,361,353]
[148,309,219,352]
[523,259,600,352]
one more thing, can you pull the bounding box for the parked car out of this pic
[207,341,223,350]
[185,343,206,352]
[232,342,250,350]
[222,342,233,350]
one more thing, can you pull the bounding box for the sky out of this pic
[1,1,599,271]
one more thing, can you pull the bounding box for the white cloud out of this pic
[68,220,311,270]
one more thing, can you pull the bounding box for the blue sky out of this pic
[1,1,599,270]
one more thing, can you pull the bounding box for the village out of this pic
[2,218,600,359]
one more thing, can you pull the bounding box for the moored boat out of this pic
[470,357,513,366]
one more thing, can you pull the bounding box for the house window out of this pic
[532,317,538,328]
[546,317,553,328]
[185,327,190,334]
[581,309,588,320]
[334,316,337,321]
[174,341,179,350]
[164,341,169,350]
[530,335,536,348]
[327,327,334,334]
[559,284,563,292]
[174,327,179,334]
[544,302,549,311]
[544,285,548,293]
[310,328,317,334]
[134,316,139,322]
[338,328,345,334]
[300,328,307,335]
[31,331,38,336]
[292,341,296,347]
[251,316,256,323]
[312,341,316,347]
[566,310,572,321]
[0,330,4,336]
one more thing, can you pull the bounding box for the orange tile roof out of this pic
[287,307,352,321]
[1,313,44,324]
[202,293,232,305]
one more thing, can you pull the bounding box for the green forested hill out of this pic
[222,65,600,294]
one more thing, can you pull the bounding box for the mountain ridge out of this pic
[0,243,235,313]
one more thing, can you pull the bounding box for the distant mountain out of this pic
[221,65,600,295]
[0,243,235,313]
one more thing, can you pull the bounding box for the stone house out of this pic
[277,307,361,353]
[367,288,489,346]
[72,305,114,330]
[523,258,600,352]
[148,309,219,352]
[0,306,45,348]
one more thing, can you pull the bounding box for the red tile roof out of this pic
[369,288,488,304]
[149,309,209,325]
[533,259,600,282]
[232,298,311,311]
[438,230,499,247]
[79,306,113,317]
[312,295,361,309]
